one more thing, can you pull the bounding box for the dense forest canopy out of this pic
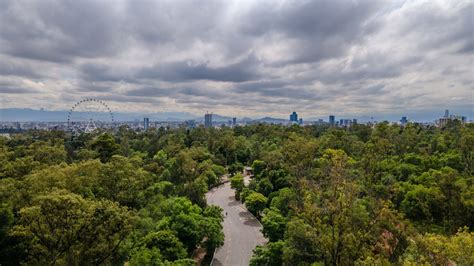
[0,121,473,265]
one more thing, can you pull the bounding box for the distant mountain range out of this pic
[255,117,288,123]
[0,108,200,122]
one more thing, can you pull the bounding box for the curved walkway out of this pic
[206,179,267,266]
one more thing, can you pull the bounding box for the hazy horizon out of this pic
[0,106,468,123]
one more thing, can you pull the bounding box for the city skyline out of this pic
[0,0,472,120]
[0,106,469,124]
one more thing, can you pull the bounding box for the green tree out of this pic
[0,203,23,265]
[250,241,284,266]
[228,162,243,176]
[256,177,274,196]
[90,133,120,163]
[404,227,474,265]
[230,173,245,200]
[98,155,154,208]
[270,187,296,216]
[11,190,134,265]
[400,184,444,222]
[143,230,187,261]
[156,197,223,254]
[30,141,67,165]
[245,192,267,218]
[284,149,409,265]
[252,160,266,178]
[261,208,287,242]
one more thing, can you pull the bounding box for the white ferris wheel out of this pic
[67,98,115,134]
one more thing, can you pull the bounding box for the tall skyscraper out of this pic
[290,111,298,122]
[400,116,408,125]
[329,115,335,126]
[232,117,237,127]
[143,117,149,131]
[204,112,213,128]
[438,110,467,127]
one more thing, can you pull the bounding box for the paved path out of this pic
[206,179,267,266]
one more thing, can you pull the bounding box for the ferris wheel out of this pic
[67,98,115,134]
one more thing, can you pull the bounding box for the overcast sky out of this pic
[0,0,472,120]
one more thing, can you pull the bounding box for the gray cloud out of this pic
[0,0,122,62]
[126,86,175,98]
[0,59,40,78]
[0,0,471,119]
[238,0,381,64]
[79,63,131,83]
[395,2,473,55]
[137,55,261,83]
[0,86,37,94]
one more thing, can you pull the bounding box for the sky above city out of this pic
[0,0,472,120]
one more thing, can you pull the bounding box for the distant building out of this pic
[204,113,213,128]
[244,166,253,177]
[143,117,149,131]
[329,115,335,126]
[184,120,196,129]
[400,116,408,125]
[232,117,237,127]
[438,109,467,127]
[299,118,303,125]
[352,119,357,125]
[340,119,352,127]
[290,111,298,123]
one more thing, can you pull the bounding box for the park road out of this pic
[206,179,267,266]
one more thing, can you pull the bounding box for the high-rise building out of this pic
[290,111,298,122]
[339,119,352,127]
[143,117,149,131]
[400,116,408,125]
[438,110,467,127]
[298,118,303,125]
[329,115,335,126]
[352,119,357,125]
[204,113,213,128]
[232,117,237,127]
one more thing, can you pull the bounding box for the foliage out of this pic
[230,173,245,200]
[90,133,120,162]
[245,192,267,218]
[403,227,474,265]
[10,190,134,265]
[261,208,287,242]
[1,122,472,265]
[250,241,284,266]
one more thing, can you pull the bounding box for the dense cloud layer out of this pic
[0,0,472,120]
